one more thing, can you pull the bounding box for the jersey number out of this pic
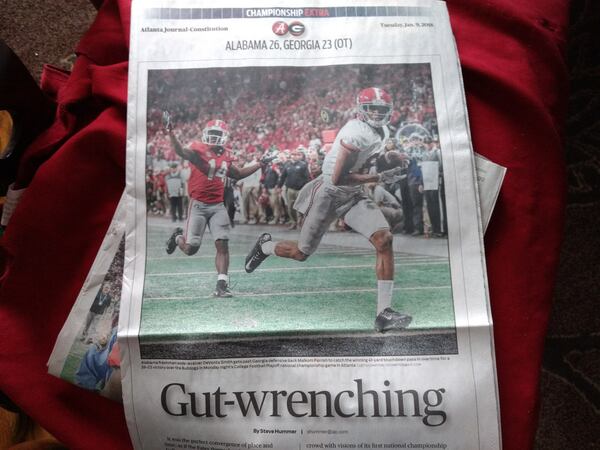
[207,159,228,180]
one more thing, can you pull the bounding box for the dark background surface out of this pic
[1,0,599,448]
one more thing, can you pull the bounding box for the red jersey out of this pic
[188,142,233,204]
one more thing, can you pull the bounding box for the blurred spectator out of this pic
[422,138,445,237]
[405,134,428,236]
[263,161,285,224]
[224,177,237,226]
[257,186,271,223]
[240,154,264,224]
[180,160,191,217]
[279,147,310,230]
[165,163,183,222]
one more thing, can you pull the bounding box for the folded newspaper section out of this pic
[119,1,501,448]
[474,155,506,232]
[47,192,126,402]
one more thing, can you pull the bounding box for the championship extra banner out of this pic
[120,1,502,448]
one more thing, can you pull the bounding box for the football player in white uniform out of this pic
[245,87,412,332]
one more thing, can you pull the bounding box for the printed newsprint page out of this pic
[47,193,125,402]
[122,1,502,449]
[44,156,504,400]
[45,160,503,399]
[45,156,504,400]
[473,155,506,232]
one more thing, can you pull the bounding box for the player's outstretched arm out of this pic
[163,111,207,172]
[167,131,199,163]
[228,152,276,180]
[228,161,261,180]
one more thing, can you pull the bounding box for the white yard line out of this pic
[144,285,451,301]
[146,261,448,277]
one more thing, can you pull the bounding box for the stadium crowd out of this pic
[145,64,447,237]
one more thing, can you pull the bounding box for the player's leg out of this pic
[166,199,207,255]
[245,233,308,273]
[245,183,334,272]
[214,239,231,297]
[370,229,394,280]
[344,200,412,332]
[215,239,229,275]
[207,204,233,297]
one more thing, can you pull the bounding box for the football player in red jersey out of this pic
[245,88,412,332]
[162,113,275,297]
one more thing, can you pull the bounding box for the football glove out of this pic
[162,110,172,132]
[378,167,405,184]
[260,150,278,165]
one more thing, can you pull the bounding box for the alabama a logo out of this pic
[272,21,288,36]
[272,21,305,37]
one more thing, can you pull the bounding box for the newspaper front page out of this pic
[122,1,501,448]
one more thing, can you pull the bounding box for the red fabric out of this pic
[446,2,568,449]
[0,1,131,449]
[0,1,568,450]
[188,143,234,203]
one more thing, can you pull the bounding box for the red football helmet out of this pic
[201,119,229,146]
[356,87,393,128]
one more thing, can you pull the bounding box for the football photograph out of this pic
[140,63,456,359]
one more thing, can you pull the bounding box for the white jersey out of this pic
[322,119,389,186]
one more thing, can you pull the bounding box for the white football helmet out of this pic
[356,87,393,128]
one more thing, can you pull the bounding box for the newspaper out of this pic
[473,155,505,232]
[46,154,503,403]
[46,153,503,398]
[127,1,502,448]
[47,192,126,401]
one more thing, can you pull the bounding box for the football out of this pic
[384,150,409,168]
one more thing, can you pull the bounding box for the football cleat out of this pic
[245,232,272,273]
[166,227,183,254]
[374,307,412,332]
[214,280,233,298]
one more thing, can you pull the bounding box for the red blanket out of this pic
[0,1,568,448]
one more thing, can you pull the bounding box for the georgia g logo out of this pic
[289,21,305,36]
[272,21,288,36]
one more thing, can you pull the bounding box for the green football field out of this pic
[140,221,455,344]
[60,344,88,385]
